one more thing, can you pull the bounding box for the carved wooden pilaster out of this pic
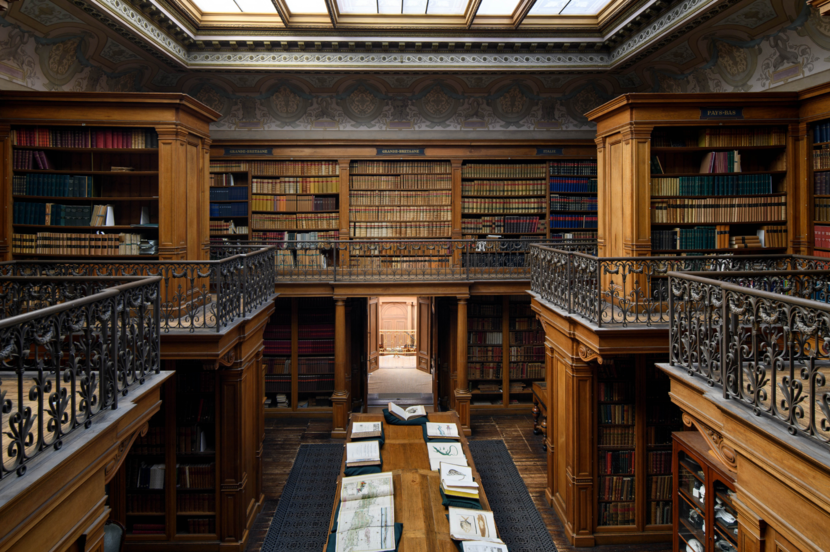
[332,298,350,438]
[454,296,471,435]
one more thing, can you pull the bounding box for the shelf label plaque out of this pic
[223,148,272,155]
[699,108,743,120]
[536,147,564,155]
[376,147,425,156]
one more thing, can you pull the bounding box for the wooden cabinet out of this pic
[673,432,738,552]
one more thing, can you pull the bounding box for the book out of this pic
[387,402,426,421]
[345,441,381,467]
[426,422,460,440]
[351,422,382,439]
[337,473,395,552]
[440,463,477,488]
[448,507,502,543]
[441,481,480,499]
[427,441,468,471]
[459,542,509,552]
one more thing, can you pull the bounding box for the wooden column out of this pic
[332,298,350,438]
[734,496,766,552]
[199,137,212,258]
[0,123,10,261]
[595,136,608,257]
[452,160,463,268]
[454,296,471,435]
[338,159,351,268]
[790,121,812,254]
[157,126,190,260]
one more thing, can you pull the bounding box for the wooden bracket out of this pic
[203,349,236,370]
[682,412,738,473]
[105,422,149,484]
[577,343,604,364]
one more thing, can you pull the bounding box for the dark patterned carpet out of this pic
[469,440,558,552]
[261,443,343,552]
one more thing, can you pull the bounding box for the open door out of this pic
[367,297,379,373]
[416,297,431,374]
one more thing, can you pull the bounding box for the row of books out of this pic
[211,161,340,175]
[469,318,501,330]
[509,318,539,330]
[758,225,787,248]
[462,198,546,214]
[177,464,215,489]
[129,461,166,489]
[468,365,502,379]
[264,374,335,392]
[550,215,598,228]
[252,230,339,241]
[814,148,830,170]
[509,330,544,344]
[550,195,597,211]
[599,476,634,501]
[599,426,634,447]
[350,206,451,221]
[814,171,830,195]
[351,257,450,270]
[549,177,598,193]
[646,426,674,446]
[697,127,787,147]
[650,174,774,196]
[469,331,502,345]
[508,363,544,379]
[652,226,717,251]
[126,493,164,514]
[652,150,743,174]
[252,194,336,212]
[651,197,786,223]
[469,303,502,316]
[599,503,635,526]
[649,475,673,500]
[210,173,238,187]
[129,523,165,535]
[210,203,247,217]
[349,221,451,238]
[12,127,159,148]
[252,177,339,194]
[133,426,165,455]
[265,374,291,393]
[648,502,672,525]
[815,225,830,249]
[462,164,546,178]
[648,451,672,474]
[177,493,215,513]
[252,213,339,230]
[209,221,248,235]
[509,345,543,360]
[599,451,634,475]
[469,346,503,359]
[351,160,451,174]
[12,232,146,256]
[276,249,327,269]
[815,198,830,222]
[550,160,597,176]
[13,149,52,170]
[185,519,216,534]
[461,180,546,196]
[509,303,533,317]
[598,382,632,402]
[350,174,452,190]
[461,216,544,234]
[13,174,98,198]
[814,120,830,143]
[349,190,452,205]
[599,404,635,425]
[263,357,289,375]
[209,187,248,200]
[14,202,110,226]
[177,426,211,454]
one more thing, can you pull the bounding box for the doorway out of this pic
[366,296,435,408]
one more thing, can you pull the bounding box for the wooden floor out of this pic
[247,413,672,552]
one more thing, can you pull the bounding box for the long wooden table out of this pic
[324,411,491,552]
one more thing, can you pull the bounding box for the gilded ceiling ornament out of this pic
[194,85,226,114]
[36,34,88,86]
[338,85,384,126]
[415,84,459,127]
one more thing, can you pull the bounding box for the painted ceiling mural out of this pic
[0,0,829,134]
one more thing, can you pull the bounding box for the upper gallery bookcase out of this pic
[0,92,219,262]
[587,93,801,259]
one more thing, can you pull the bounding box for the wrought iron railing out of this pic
[528,245,830,327]
[209,238,597,282]
[379,329,416,351]
[0,275,160,480]
[667,270,830,450]
[0,245,277,333]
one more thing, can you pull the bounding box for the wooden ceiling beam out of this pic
[465,0,483,29]
[512,0,537,29]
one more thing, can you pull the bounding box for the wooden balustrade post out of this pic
[454,296,471,435]
[332,298,350,438]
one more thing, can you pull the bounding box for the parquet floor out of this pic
[246,413,672,552]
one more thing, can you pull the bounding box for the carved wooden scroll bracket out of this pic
[682,412,738,473]
[105,422,149,484]
[578,343,604,364]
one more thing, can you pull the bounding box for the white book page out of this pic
[449,508,501,543]
[346,441,381,464]
[335,526,395,552]
[341,473,393,503]
[430,456,469,471]
[426,422,459,438]
[440,463,477,488]
[460,541,509,552]
[352,422,381,434]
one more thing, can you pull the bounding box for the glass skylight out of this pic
[236,0,278,11]
[476,0,521,15]
[425,0,466,14]
[559,0,607,14]
[527,0,569,14]
[193,0,242,11]
[338,0,404,13]
[402,0,428,13]
[284,0,329,13]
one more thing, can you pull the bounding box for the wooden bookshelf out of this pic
[209,170,250,240]
[264,297,335,412]
[0,92,217,261]
[548,159,598,240]
[507,295,544,407]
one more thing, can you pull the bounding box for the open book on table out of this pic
[337,472,395,552]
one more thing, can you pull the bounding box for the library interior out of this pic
[2,0,830,550]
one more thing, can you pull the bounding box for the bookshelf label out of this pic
[376,148,425,156]
[224,148,272,155]
[699,108,743,120]
[536,147,564,155]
